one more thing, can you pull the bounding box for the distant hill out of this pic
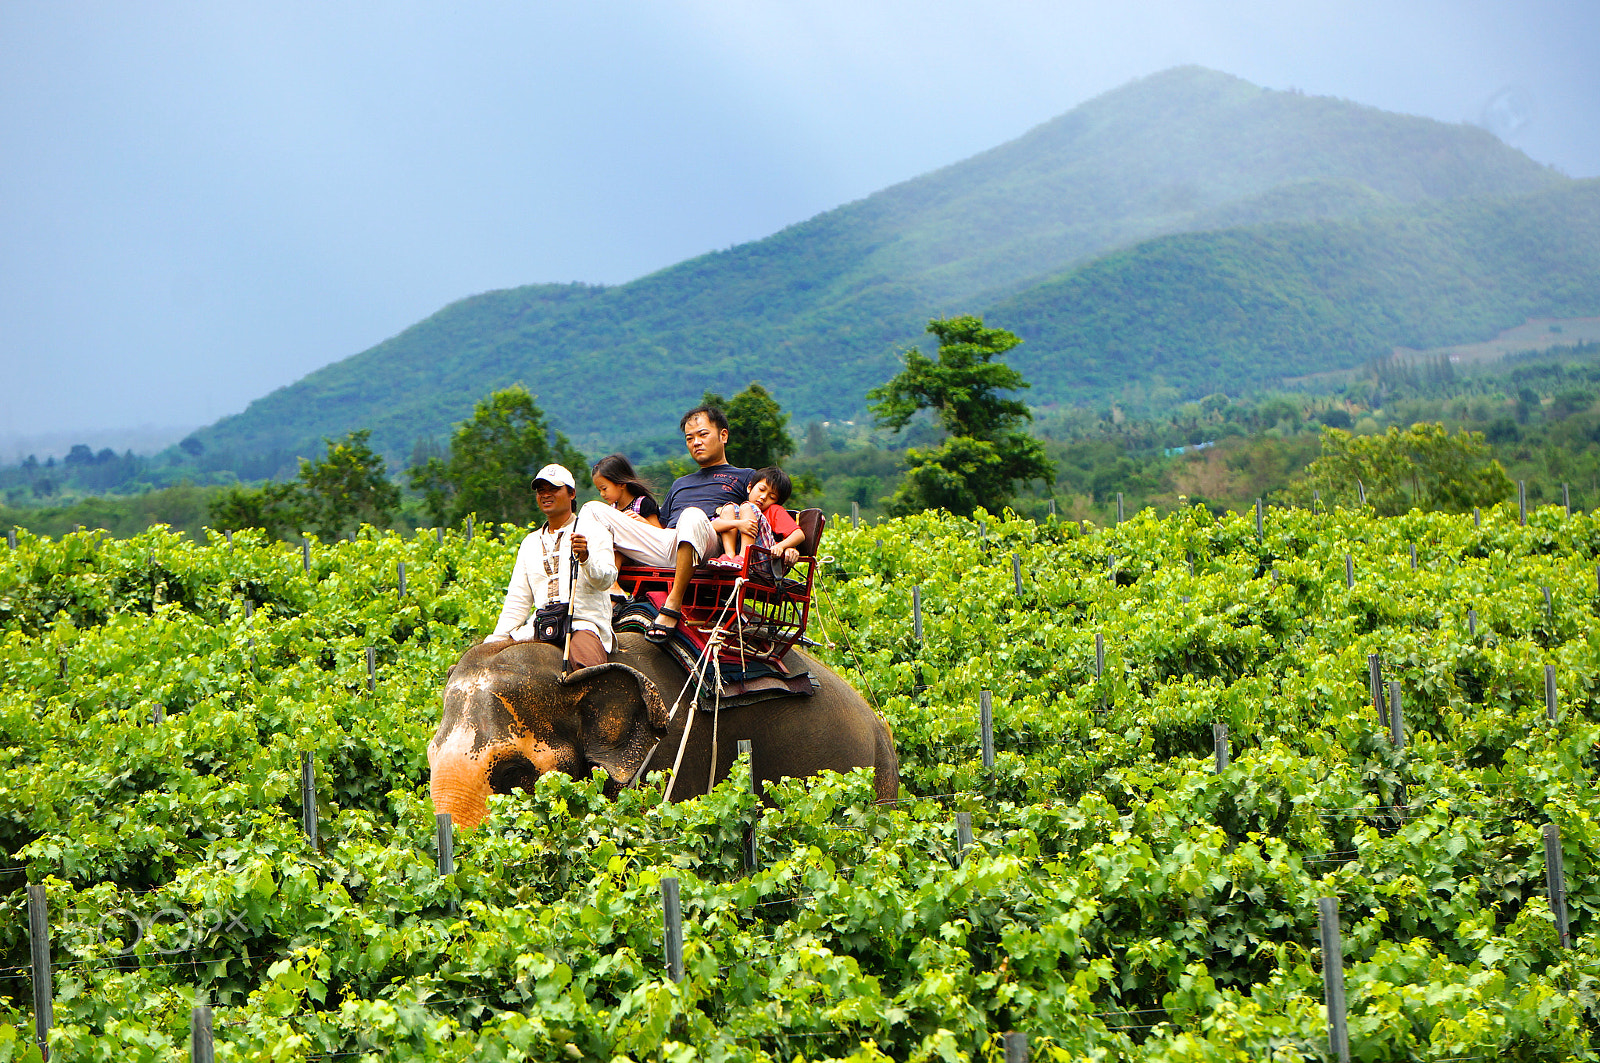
[185,66,1565,473]
[996,180,1600,401]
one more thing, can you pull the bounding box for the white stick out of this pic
[708,686,722,794]
[561,552,578,673]
[662,693,698,803]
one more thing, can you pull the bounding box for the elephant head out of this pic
[427,641,672,830]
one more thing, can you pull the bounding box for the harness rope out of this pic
[660,576,746,801]
[808,559,884,717]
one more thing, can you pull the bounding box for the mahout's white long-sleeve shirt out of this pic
[486,511,618,650]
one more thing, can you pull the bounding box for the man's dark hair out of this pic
[754,466,792,505]
[679,405,729,433]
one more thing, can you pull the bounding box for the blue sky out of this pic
[1,0,1596,451]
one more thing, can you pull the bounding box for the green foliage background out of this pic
[996,181,1600,401]
[14,338,1600,547]
[5,498,1600,1059]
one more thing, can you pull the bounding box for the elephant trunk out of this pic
[429,769,491,832]
[428,729,495,831]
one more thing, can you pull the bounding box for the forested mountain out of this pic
[999,179,1600,402]
[184,66,1567,473]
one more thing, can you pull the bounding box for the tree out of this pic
[299,430,401,539]
[803,421,828,458]
[700,383,795,470]
[868,315,1055,517]
[208,481,304,541]
[1289,423,1512,516]
[844,477,878,506]
[410,385,587,527]
[792,472,824,503]
[207,429,399,540]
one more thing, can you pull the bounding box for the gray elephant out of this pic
[428,633,899,829]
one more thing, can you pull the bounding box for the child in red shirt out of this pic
[711,466,805,573]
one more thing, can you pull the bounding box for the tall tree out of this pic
[410,385,587,526]
[700,383,795,470]
[869,316,1054,517]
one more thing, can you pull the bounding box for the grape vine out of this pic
[2,503,1599,1061]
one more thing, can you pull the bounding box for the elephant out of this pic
[428,632,899,830]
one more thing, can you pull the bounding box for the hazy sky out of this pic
[2,0,1596,447]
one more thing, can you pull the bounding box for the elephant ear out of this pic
[559,662,671,790]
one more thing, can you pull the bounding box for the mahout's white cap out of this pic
[532,464,575,491]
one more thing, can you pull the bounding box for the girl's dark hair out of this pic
[753,466,791,505]
[590,453,656,502]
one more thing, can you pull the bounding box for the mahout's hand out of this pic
[572,533,589,562]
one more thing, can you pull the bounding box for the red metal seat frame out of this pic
[616,509,824,665]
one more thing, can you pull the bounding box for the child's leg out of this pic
[717,503,740,557]
[736,503,763,554]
